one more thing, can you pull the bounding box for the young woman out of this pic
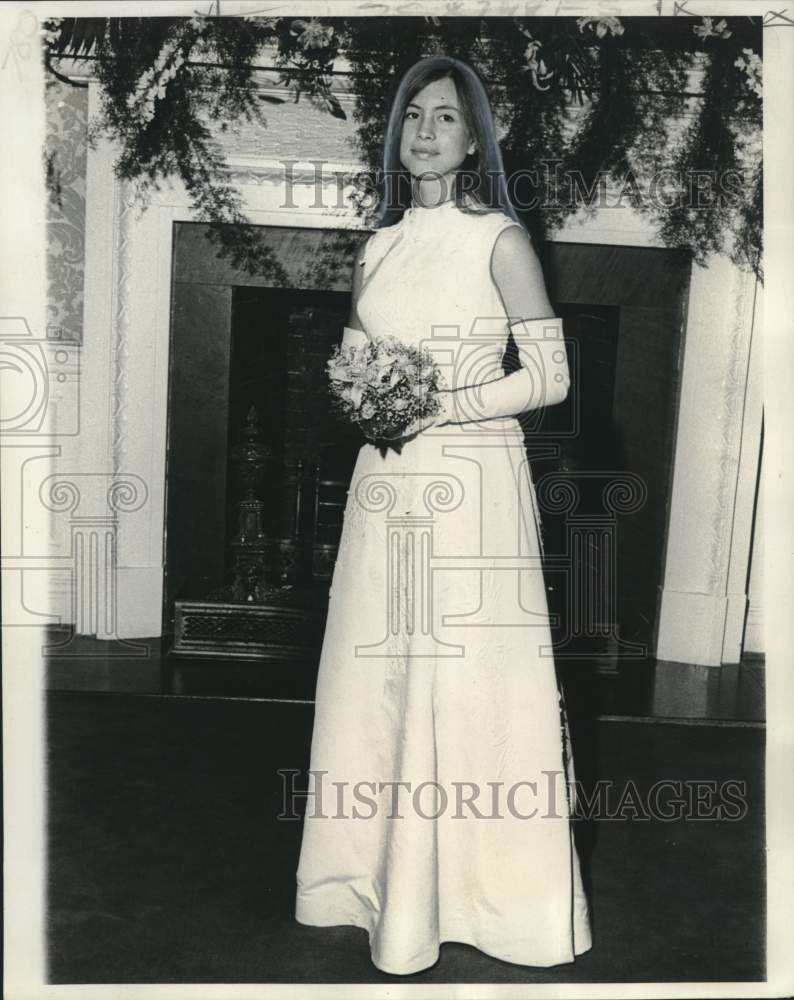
[295,54,592,975]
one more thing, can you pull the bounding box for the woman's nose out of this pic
[418,118,434,139]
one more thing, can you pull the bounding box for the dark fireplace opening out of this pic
[224,286,289,550]
[223,285,359,577]
[528,303,631,666]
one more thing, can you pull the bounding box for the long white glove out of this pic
[341,325,370,349]
[437,316,570,425]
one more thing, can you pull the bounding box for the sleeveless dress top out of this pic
[359,199,528,427]
[295,198,592,975]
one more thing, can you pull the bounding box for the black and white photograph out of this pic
[1,1,792,997]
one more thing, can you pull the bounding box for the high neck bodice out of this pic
[357,197,522,363]
[405,198,458,216]
[401,198,461,236]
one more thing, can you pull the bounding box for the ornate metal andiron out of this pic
[208,406,278,603]
[173,409,326,661]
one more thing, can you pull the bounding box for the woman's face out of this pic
[399,76,475,186]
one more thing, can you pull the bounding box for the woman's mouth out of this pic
[412,149,438,159]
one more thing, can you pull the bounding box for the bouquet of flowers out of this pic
[326,335,446,442]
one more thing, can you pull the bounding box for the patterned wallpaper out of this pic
[45,79,87,345]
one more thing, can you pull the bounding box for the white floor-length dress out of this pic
[295,199,592,975]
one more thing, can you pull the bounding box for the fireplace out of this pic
[162,221,691,670]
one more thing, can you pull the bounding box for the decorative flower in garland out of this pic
[693,17,732,41]
[40,17,63,47]
[524,39,554,91]
[576,17,625,39]
[290,18,334,51]
[514,22,555,91]
[126,37,187,124]
[735,48,762,98]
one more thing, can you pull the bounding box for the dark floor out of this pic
[44,622,766,983]
[46,689,766,984]
[44,626,766,726]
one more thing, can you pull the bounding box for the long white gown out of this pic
[295,198,592,974]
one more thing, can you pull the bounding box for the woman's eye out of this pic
[403,110,457,122]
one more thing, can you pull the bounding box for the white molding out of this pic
[656,256,760,666]
[744,598,765,656]
[227,155,363,173]
[723,279,763,662]
[550,206,665,249]
[110,179,135,477]
[744,426,765,656]
[80,81,117,478]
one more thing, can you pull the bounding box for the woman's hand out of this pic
[382,413,437,441]
[376,392,453,441]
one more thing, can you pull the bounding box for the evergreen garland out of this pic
[44,14,763,282]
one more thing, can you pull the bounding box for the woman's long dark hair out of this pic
[376,55,521,230]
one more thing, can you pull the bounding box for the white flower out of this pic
[241,15,278,28]
[735,48,762,97]
[126,35,187,122]
[41,19,63,47]
[523,39,554,92]
[130,176,152,209]
[693,16,732,40]
[577,17,624,39]
[291,18,334,50]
